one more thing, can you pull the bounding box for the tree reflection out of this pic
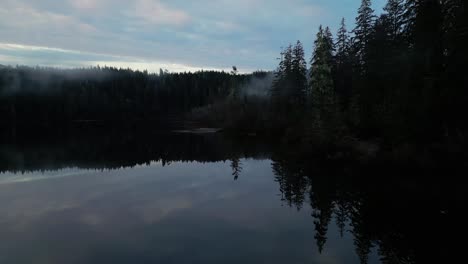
[309,174,335,254]
[272,156,308,210]
[270,150,464,264]
[0,125,270,172]
[230,157,242,181]
[334,199,348,238]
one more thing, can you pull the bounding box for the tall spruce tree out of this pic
[353,0,375,73]
[336,18,349,66]
[384,0,406,41]
[272,45,294,100]
[271,44,300,126]
[366,14,395,134]
[272,48,286,100]
[292,40,308,106]
[283,44,294,83]
[335,18,353,110]
[309,26,342,140]
[324,27,335,61]
[402,0,419,44]
[351,0,376,135]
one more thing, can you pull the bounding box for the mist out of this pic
[0,65,117,97]
[239,72,274,98]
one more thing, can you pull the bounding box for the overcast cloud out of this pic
[0,0,385,72]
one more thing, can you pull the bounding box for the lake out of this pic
[0,127,463,264]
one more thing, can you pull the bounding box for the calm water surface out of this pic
[0,160,377,264]
[0,129,462,263]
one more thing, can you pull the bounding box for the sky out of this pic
[0,0,386,73]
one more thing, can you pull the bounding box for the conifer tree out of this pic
[384,0,406,41]
[336,18,349,66]
[334,18,354,110]
[271,44,297,125]
[309,26,342,140]
[272,46,288,100]
[292,40,308,105]
[353,0,375,72]
[402,0,418,44]
[283,44,294,84]
[324,27,335,61]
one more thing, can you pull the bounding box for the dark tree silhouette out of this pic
[230,157,242,181]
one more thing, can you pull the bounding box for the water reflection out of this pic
[271,152,464,264]
[0,127,464,263]
[0,125,270,172]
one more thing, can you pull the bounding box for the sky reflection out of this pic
[0,159,369,264]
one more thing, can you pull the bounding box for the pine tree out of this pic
[352,0,375,72]
[309,26,342,141]
[334,18,354,111]
[336,18,349,66]
[272,47,287,99]
[324,27,335,61]
[402,0,419,44]
[271,44,297,126]
[350,0,378,135]
[384,0,406,41]
[367,14,395,133]
[310,28,335,108]
[292,40,308,105]
[283,44,294,84]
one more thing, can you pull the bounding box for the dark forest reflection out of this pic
[1,127,465,264]
[0,125,270,172]
[272,152,465,264]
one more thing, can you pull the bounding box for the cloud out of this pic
[70,0,101,10]
[130,0,191,26]
[0,0,387,72]
[0,43,74,53]
[0,42,234,72]
[0,1,98,36]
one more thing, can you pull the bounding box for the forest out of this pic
[0,65,268,123]
[215,0,468,148]
[1,0,467,151]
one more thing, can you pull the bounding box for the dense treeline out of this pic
[0,65,265,124]
[266,0,468,146]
